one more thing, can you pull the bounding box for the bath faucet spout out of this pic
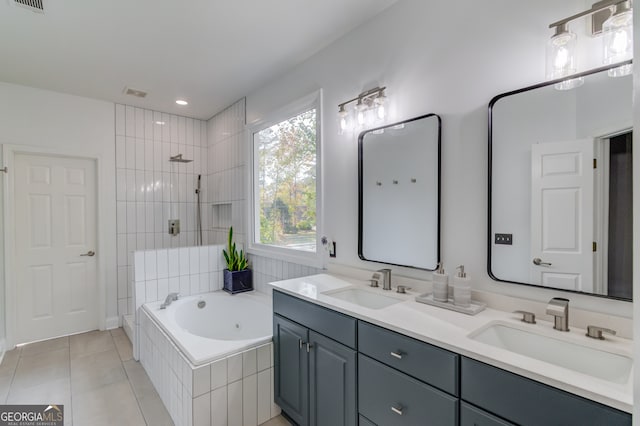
[160,292,179,309]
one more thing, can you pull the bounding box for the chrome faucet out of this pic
[377,269,392,290]
[160,292,179,309]
[546,297,570,331]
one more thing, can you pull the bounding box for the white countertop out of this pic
[269,273,633,413]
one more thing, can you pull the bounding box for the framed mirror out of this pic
[488,62,632,300]
[358,114,441,270]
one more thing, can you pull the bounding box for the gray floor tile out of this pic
[123,359,173,425]
[0,348,21,378]
[0,375,12,404]
[260,415,291,426]
[72,380,146,426]
[112,334,133,362]
[12,347,69,390]
[21,336,69,358]
[70,330,115,360]
[71,348,127,393]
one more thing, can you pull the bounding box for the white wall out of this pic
[0,81,117,340]
[245,0,631,317]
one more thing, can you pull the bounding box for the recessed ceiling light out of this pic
[176,99,188,106]
[155,121,166,126]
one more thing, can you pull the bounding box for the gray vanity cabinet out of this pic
[273,291,357,426]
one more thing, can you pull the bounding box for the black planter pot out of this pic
[223,269,253,294]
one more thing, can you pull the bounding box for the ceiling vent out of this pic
[13,0,44,13]
[123,87,148,98]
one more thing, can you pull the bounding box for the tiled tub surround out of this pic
[139,308,280,426]
[271,273,633,413]
[116,104,209,319]
[133,244,229,359]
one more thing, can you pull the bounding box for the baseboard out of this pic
[105,316,120,330]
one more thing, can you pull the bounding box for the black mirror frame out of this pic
[487,60,633,301]
[358,113,442,271]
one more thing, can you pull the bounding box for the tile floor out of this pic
[0,329,290,426]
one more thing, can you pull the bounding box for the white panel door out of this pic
[14,154,98,343]
[530,140,594,292]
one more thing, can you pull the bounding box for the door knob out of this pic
[532,257,551,266]
[81,250,95,257]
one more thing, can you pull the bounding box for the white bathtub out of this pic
[142,290,272,366]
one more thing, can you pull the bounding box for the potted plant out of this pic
[222,226,253,294]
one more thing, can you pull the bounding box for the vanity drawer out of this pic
[460,402,514,426]
[461,357,631,426]
[359,354,458,426]
[358,321,459,395]
[273,290,357,348]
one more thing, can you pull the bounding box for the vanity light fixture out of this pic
[547,0,633,88]
[602,1,633,76]
[337,86,387,135]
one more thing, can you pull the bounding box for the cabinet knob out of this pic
[391,405,403,416]
[390,351,403,360]
[299,339,304,350]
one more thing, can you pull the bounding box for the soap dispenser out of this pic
[453,265,471,308]
[432,262,449,302]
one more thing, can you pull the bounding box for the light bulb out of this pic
[546,26,578,80]
[374,90,387,120]
[338,105,350,135]
[603,3,633,77]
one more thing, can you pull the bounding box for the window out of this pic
[249,92,322,265]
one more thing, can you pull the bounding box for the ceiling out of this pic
[0,0,398,119]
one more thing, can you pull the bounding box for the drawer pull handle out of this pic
[391,405,403,416]
[299,339,304,350]
[390,351,403,359]
[306,343,313,353]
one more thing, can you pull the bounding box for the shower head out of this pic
[169,154,193,163]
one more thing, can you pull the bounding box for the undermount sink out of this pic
[469,322,632,384]
[322,287,403,309]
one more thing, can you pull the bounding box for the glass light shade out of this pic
[338,107,350,135]
[602,8,633,77]
[546,29,578,80]
[546,28,583,90]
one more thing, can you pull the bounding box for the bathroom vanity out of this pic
[271,274,632,426]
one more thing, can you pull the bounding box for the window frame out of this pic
[247,90,324,268]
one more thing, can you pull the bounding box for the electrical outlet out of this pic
[495,233,513,245]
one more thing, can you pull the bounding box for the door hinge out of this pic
[593,241,597,252]
[593,158,597,169]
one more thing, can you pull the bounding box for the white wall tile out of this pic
[227,380,243,426]
[211,387,228,426]
[145,280,158,303]
[211,358,227,390]
[125,106,135,136]
[257,344,271,372]
[135,107,145,139]
[116,104,126,136]
[179,247,190,275]
[193,365,211,397]
[168,248,180,277]
[242,374,257,426]
[189,247,199,274]
[158,278,169,302]
[156,249,168,279]
[144,251,157,280]
[242,350,256,378]
[193,393,211,426]
[134,252,145,281]
[228,354,243,383]
[179,275,190,296]
[257,370,271,425]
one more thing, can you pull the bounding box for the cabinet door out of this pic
[309,331,357,426]
[274,315,309,426]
